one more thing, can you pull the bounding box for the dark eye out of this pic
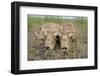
[70,36,73,39]
[46,30,49,33]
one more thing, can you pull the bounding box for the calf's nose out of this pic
[61,47,68,50]
[44,46,49,49]
[56,35,60,38]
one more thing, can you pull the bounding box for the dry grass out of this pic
[28,15,88,61]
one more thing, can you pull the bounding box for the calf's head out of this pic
[40,23,63,50]
[62,23,76,41]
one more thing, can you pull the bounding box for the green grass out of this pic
[28,15,88,61]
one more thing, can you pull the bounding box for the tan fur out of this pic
[34,23,76,50]
[60,35,69,49]
[40,23,63,49]
[62,23,76,40]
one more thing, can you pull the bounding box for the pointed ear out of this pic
[34,32,40,36]
[33,32,40,39]
[40,28,47,36]
[33,31,45,40]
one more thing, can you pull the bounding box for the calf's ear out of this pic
[34,31,45,40]
[34,32,40,36]
[33,32,41,39]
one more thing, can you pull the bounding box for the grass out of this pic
[28,15,88,61]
